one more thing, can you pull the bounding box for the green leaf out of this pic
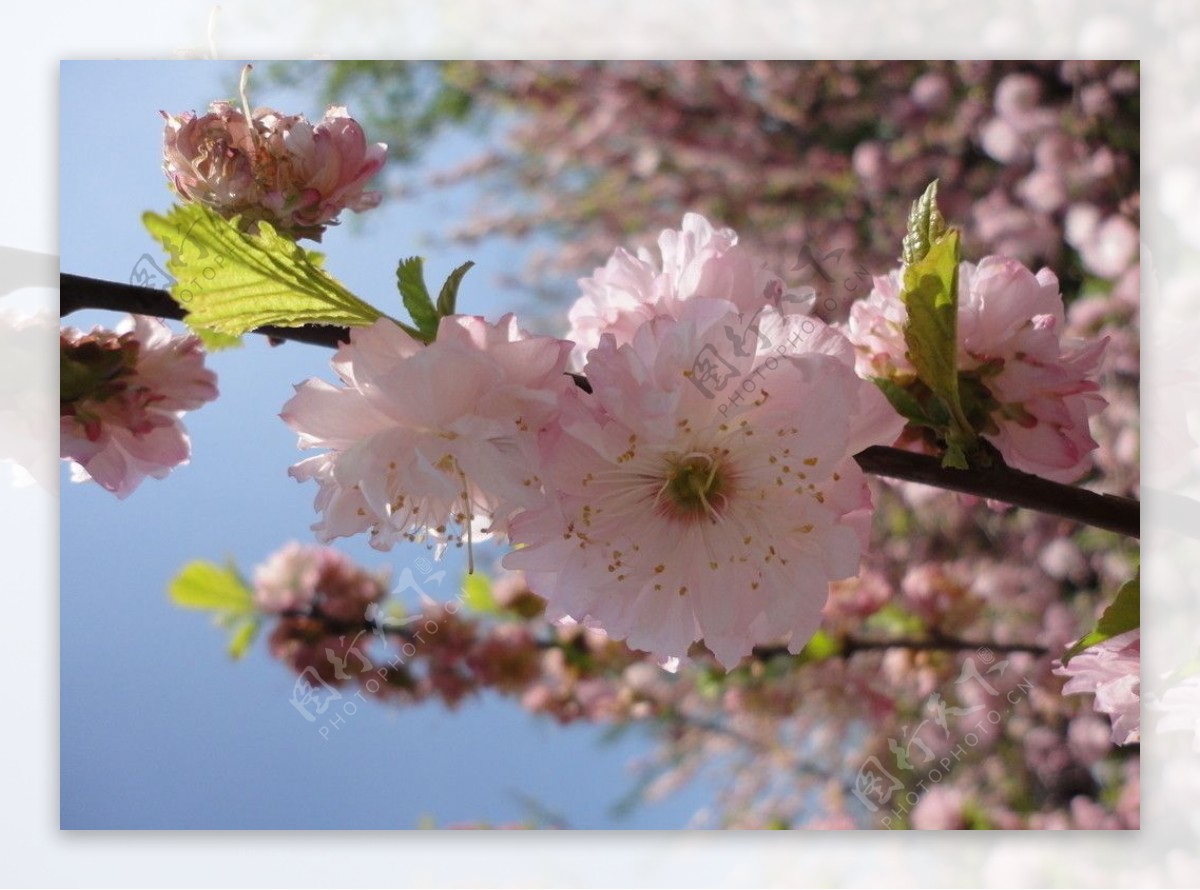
[226,617,261,660]
[396,256,439,339]
[143,204,393,337]
[462,572,499,614]
[866,602,926,637]
[1062,568,1140,664]
[169,560,255,615]
[898,186,977,468]
[870,377,935,428]
[436,260,475,317]
[800,630,842,661]
[902,180,947,267]
[901,231,961,410]
[694,667,726,699]
[942,440,969,470]
[194,327,244,351]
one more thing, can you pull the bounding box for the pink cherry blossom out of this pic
[846,256,1107,482]
[1053,629,1140,745]
[282,315,573,553]
[505,298,904,668]
[910,785,968,830]
[163,101,387,240]
[60,314,218,498]
[565,213,792,365]
[253,542,388,621]
[1065,204,1140,280]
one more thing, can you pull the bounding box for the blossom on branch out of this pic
[282,315,574,553]
[847,256,1108,482]
[566,213,794,365]
[253,541,389,621]
[60,314,218,498]
[505,298,904,668]
[162,100,386,240]
[1053,629,1140,745]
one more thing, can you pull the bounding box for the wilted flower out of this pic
[282,315,573,553]
[1053,629,1140,745]
[847,256,1107,482]
[60,314,218,498]
[162,99,386,240]
[506,298,904,668]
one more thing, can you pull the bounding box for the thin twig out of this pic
[278,608,1047,660]
[752,636,1048,661]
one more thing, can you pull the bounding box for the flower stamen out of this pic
[658,450,729,522]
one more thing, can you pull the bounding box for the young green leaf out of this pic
[462,572,500,614]
[436,260,475,317]
[870,377,935,428]
[901,180,947,266]
[396,256,439,339]
[800,630,843,661]
[169,560,255,614]
[1061,568,1140,665]
[143,204,392,337]
[226,616,261,660]
[901,231,962,415]
[941,440,969,470]
[898,183,978,468]
[194,327,245,352]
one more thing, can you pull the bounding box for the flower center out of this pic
[659,451,728,521]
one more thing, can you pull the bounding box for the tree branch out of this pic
[277,608,1048,660]
[60,273,351,349]
[752,636,1048,661]
[853,446,1138,539]
[60,272,1140,538]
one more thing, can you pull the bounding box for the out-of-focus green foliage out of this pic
[266,62,480,165]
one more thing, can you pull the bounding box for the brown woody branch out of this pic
[278,608,1048,660]
[60,273,1140,538]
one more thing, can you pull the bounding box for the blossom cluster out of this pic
[60,314,218,497]
[253,543,392,685]
[248,546,1142,829]
[278,208,1120,675]
[285,215,913,668]
[362,62,1137,305]
[162,99,386,240]
[266,202,1133,828]
[60,61,1143,832]
[846,256,1108,482]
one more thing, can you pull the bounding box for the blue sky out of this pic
[59,60,716,829]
